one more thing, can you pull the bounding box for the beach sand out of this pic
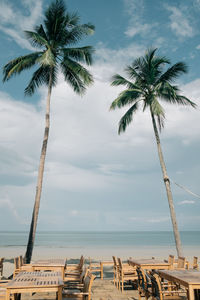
[0,244,199,260]
[1,244,199,278]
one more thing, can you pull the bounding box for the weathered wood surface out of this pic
[7,271,63,288]
[128,258,171,270]
[158,269,200,300]
[32,259,65,267]
[6,272,63,300]
[31,259,66,279]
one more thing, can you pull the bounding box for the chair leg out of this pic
[121,276,124,293]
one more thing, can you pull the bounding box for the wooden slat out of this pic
[32,259,65,267]
[7,271,63,288]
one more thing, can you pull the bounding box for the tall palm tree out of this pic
[3,0,95,263]
[110,48,196,257]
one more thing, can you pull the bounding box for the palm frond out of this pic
[24,31,49,48]
[125,65,144,84]
[35,24,48,41]
[151,99,165,131]
[175,95,197,108]
[64,23,95,45]
[65,11,80,27]
[146,48,157,65]
[157,62,188,84]
[44,0,66,42]
[24,65,52,96]
[111,74,140,89]
[3,52,42,81]
[61,46,94,65]
[156,82,196,107]
[110,89,141,110]
[61,57,93,94]
[118,102,139,134]
[37,48,56,66]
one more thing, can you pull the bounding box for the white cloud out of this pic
[0,0,43,49]
[0,195,28,224]
[123,0,158,38]
[94,42,145,79]
[178,200,195,205]
[165,5,195,38]
[129,216,170,223]
[0,49,200,229]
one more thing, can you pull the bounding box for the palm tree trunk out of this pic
[24,70,53,263]
[150,109,183,257]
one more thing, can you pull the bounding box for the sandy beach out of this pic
[1,244,199,278]
[1,244,199,260]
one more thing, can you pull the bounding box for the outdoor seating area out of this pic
[0,255,199,299]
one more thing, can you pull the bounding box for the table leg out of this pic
[6,289,10,300]
[57,286,62,300]
[100,263,103,280]
[188,286,194,300]
[62,268,64,280]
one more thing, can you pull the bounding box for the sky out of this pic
[0,0,200,232]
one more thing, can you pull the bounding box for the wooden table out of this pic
[128,258,171,270]
[6,271,63,300]
[158,269,200,300]
[31,259,66,279]
[100,261,113,280]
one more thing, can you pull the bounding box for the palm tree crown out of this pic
[110,48,196,133]
[3,0,94,95]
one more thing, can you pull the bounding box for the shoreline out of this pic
[0,244,199,260]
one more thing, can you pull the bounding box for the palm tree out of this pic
[3,0,95,263]
[110,48,196,257]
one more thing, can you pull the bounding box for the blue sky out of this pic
[0,0,200,232]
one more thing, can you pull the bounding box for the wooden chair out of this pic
[149,273,187,300]
[63,272,95,300]
[168,255,175,269]
[136,267,152,300]
[117,257,137,292]
[88,258,101,277]
[65,257,85,281]
[112,256,119,288]
[65,256,84,273]
[64,268,89,287]
[176,257,186,270]
[0,259,4,278]
[193,256,199,270]
[13,257,20,278]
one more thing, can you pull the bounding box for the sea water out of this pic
[0,231,199,259]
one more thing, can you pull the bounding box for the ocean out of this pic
[0,231,199,260]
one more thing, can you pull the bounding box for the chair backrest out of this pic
[112,256,118,267]
[80,268,89,283]
[177,256,186,269]
[136,267,146,290]
[79,256,84,269]
[168,255,175,266]
[19,256,24,267]
[14,257,20,270]
[149,273,162,300]
[193,257,199,270]
[117,258,123,272]
[0,258,4,276]
[83,272,96,294]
